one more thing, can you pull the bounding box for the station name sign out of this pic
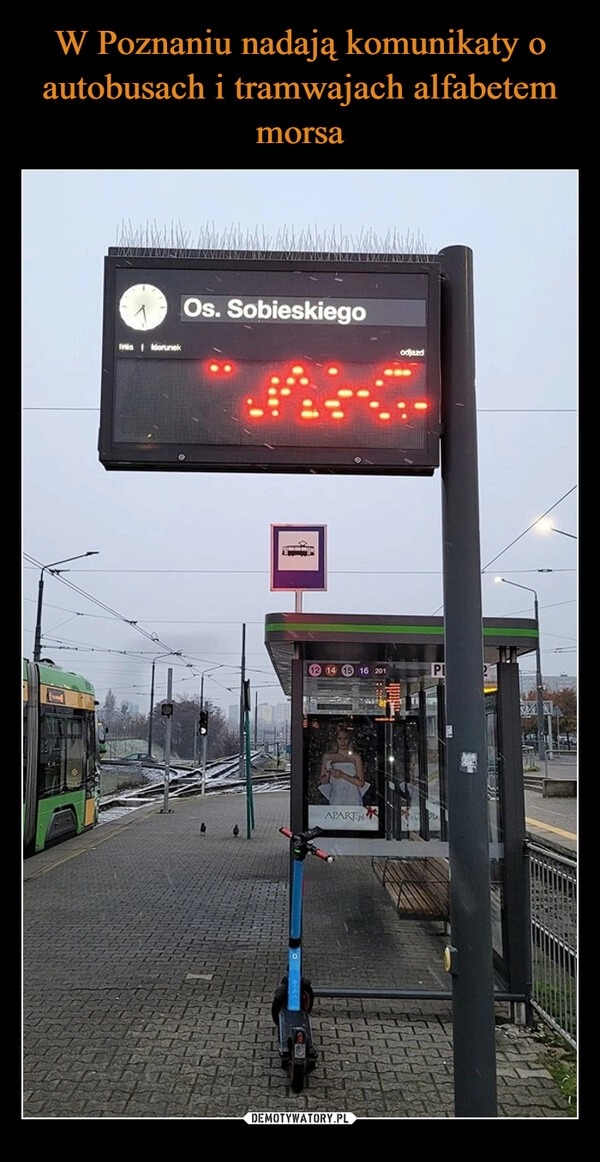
[179,296,425,328]
[98,250,441,476]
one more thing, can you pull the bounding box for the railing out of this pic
[522,746,537,771]
[527,839,577,1050]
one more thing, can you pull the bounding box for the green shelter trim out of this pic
[265,620,538,641]
[264,612,539,696]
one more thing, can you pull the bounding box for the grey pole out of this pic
[162,668,173,813]
[33,570,47,664]
[32,551,98,662]
[496,579,545,764]
[201,732,208,797]
[199,672,206,796]
[534,595,546,764]
[148,650,182,758]
[239,623,246,785]
[194,672,204,769]
[148,662,156,757]
[290,652,304,835]
[439,244,498,1117]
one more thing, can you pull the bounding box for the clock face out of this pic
[119,284,168,331]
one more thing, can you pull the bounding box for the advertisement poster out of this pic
[305,715,383,835]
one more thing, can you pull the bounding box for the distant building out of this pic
[275,701,291,728]
[519,672,576,696]
[259,702,273,724]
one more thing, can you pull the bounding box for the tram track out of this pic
[98,757,290,823]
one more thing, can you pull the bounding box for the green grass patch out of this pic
[538,1029,577,1116]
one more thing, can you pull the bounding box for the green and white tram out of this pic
[23,658,101,856]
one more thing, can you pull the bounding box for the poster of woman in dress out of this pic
[305,715,383,834]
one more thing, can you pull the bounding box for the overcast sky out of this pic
[22,169,577,716]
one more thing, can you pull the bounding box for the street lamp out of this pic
[33,551,99,662]
[535,518,577,540]
[148,651,182,757]
[495,576,546,763]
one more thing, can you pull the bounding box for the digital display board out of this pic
[99,251,441,475]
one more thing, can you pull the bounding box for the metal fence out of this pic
[527,839,577,1050]
[522,746,537,771]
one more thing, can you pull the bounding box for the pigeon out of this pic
[233,824,239,837]
[200,822,206,835]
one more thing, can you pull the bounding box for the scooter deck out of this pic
[277,1008,318,1071]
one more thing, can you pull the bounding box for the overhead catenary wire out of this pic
[23,552,194,672]
[24,478,576,694]
[480,485,577,574]
[428,486,577,616]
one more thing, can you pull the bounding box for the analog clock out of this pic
[119,284,168,331]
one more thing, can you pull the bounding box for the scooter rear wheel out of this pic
[289,1030,308,1093]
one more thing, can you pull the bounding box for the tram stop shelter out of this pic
[265,611,539,1002]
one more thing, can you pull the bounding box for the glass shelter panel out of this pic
[302,661,446,841]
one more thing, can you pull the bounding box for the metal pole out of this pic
[32,551,98,662]
[148,663,156,757]
[194,673,204,769]
[201,733,208,797]
[244,681,254,836]
[33,569,46,663]
[199,672,206,794]
[439,244,498,1117]
[290,652,304,834]
[162,668,173,813]
[534,596,546,764]
[239,624,246,785]
[148,650,182,760]
[495,578,545,768]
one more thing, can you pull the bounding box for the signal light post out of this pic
[199,708,209,796]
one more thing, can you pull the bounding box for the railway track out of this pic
[98,757,290,823]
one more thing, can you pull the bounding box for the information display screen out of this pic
[99,253,441,475]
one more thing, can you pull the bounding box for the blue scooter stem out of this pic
[288,858,305,1010]
[273,827,333,1091]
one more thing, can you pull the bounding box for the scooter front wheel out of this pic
[271,976,314,1024]
[271,981,287,1025]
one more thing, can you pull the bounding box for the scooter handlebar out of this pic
[278,826,334,862]
[313,847,335,863]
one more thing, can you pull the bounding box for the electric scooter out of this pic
[271,825,334,1093]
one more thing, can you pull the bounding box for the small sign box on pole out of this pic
[271,525,327,592]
